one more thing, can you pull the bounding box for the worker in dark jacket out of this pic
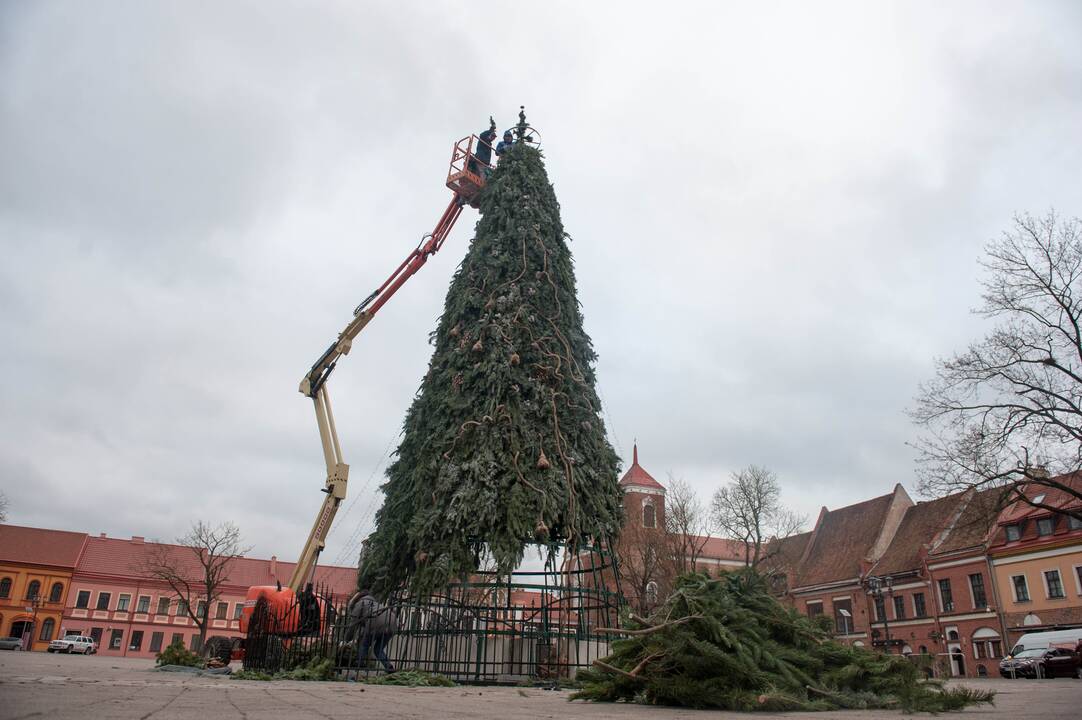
[495,130,514,157]
[470,118,497,178]
[349,588,395,675]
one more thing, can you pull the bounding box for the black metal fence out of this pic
[244,543,624,684]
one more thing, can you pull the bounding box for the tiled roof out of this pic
[618,444,666,492]
[764,531,812,573]
[796,492,896,588]
[996,473,1082,523]
[931,488,1001,555]
[73,535,357,598]
[0,524,87,568]
[870,494,964,575]
[691,536,748,562]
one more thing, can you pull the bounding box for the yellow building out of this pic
[0,525,87,650]
[988,481,1082,644]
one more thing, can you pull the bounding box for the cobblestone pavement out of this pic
[1,651,1079,719]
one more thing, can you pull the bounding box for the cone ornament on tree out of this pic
[359,110,623,595]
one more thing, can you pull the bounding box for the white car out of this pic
[48,635,98,654]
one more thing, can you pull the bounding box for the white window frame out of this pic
[1010,573,1030,603]
[74,589,91,608]
[116,593,132,612]
[1036,517,1054,537]
[805,600,823,617]
[936,578,954,612]
[95,590,112,611]
[892,593,906,620]
[1073,564,1082,596]
[912,592,927,618]
[1042,567,1066,599]
[156,596,171,616]
[136,595,151,613]
[967,573,987,610]
[233,602,244,620]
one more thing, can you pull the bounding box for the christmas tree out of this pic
[573,572,994,712]
[359,112,623,595]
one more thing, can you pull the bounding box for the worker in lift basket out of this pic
[496,129,515,157]
[349,588,396,678]
[471,125,497,179]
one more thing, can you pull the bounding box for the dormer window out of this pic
[1005,524,1022,542]
[1036,517,1054,536]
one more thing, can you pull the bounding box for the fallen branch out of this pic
[595,614,703,636]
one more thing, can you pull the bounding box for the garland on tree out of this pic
[572,572,995,713]
[359,120,623,596]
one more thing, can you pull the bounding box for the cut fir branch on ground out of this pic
[572,571,995,713]
[359,136,623,596]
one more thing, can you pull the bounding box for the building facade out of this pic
[0,525,87,651]
[62,532,357,658]
[988,478,1082,646]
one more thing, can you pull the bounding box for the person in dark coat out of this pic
[473,128,496,175]
[495,130,515,157]
[349,588,395,675]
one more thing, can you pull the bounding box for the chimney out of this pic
[99,532,107,539]
[270,555,278,579]
[131,536,144,544]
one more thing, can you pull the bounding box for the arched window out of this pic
[901,644,913,656]
[645,581,658,607]
[976,664,988,677]
[919,645,928,655]
[0,577,11,598]
[947,629,959,641]
[26,580,41,600]
[642,502,656,529]
[49,582,64,603]
[39,618,56,642]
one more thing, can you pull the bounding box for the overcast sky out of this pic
[2,1,1081,567]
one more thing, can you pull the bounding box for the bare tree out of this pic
[711,465,805,568]
[0,491,7,523]
[139,521,251,653]
[664,475,712,574]
[913,212,1082,520]
[613,518,677,615]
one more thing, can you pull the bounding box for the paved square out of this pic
[1,651,1078,719]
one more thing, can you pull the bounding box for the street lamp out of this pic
[838,608,852,636]
[865,575,894,651]
[23,593,45,650]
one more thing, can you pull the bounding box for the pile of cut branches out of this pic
[573,572,994,712]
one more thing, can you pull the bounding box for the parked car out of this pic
[47,635,98,654]
[0,637,24,651]
[1008,629,1082,656]
[999,647,1081,679]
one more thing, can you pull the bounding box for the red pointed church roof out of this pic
[619,444,666,492]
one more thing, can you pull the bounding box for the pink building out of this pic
[61,533,356,658]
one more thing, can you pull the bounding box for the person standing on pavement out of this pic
[350,588,396,676]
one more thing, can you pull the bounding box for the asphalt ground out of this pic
[1,650,1079,719]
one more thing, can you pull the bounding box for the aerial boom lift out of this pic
[239,134,493,637]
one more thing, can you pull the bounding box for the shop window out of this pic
[75,590,90,608]
[39,618,55,642]
[0,577,11,598]
[25,580,41,600]
[109,629,123,649]
[49,583,63,603]
[96,592,111,610]
[129,631,143,651]
[90,627,103,644]
[149,632,164,653]
[171,633,184,647]
[190,634,203,652]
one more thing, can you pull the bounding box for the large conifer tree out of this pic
[359,116,623,595]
